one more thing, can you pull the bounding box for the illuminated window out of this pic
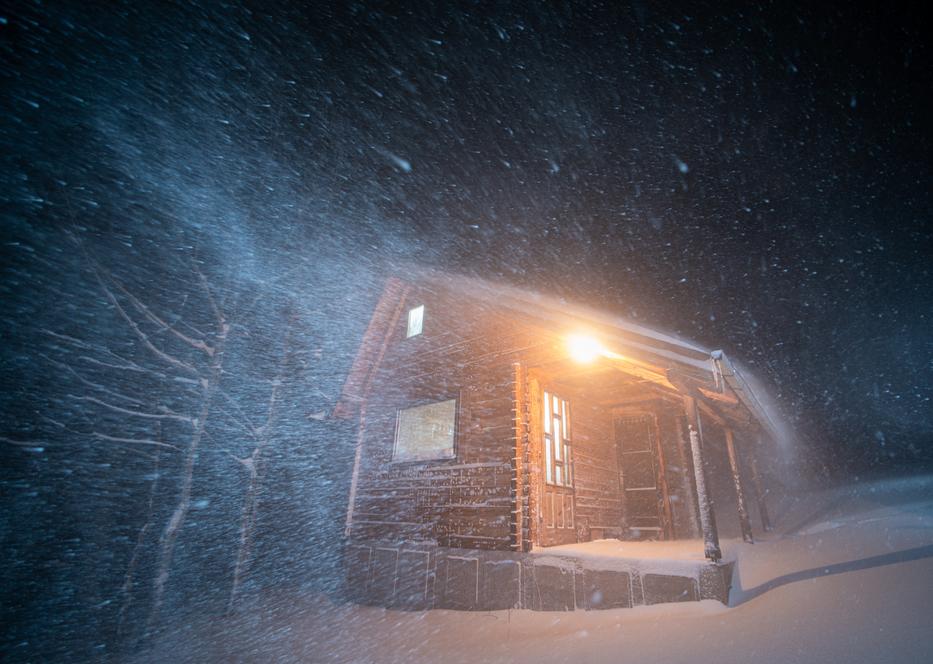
[543,391,572,486]
[406,305,424,338]
[394,398,457,462]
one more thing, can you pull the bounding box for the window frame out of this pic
[406,304,424,338]
[543,390,573,487]
[391,395,460,463]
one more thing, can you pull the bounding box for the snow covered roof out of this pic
[335,270,780,440]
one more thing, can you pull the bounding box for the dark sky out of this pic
[2,2,932,470]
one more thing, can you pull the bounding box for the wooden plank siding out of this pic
[349,284,535,551]
[347,282,678,551]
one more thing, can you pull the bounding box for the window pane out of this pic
[545,435,552,482]
[406,305,424,338]
[561,400,567,439]
[554,419,561,460]
[555,465,562,485]
[543,391,550,433]
[394,398,455,461]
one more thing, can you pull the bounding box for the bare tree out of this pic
[117,424,164,636]
[64,235,230,628]
[134,267,229,628]
[50,229,316,634]
[226,313,296,612]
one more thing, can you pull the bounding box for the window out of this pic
[406,305,424,338]
[543,391,572,486]
[393,398,457,462]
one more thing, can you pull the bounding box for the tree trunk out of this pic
[227,318,294,612]
[147,323,228,628]
[118,427,163,637]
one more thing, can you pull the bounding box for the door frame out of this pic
[613,409,674,540]
[533,381,577,547]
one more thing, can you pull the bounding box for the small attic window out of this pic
[406,305,424,338]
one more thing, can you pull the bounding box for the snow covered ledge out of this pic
[344,539,735,611]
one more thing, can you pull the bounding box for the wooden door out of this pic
[539,390,577,547]
[616,414,670,540]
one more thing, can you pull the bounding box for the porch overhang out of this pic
[528,328,775,440]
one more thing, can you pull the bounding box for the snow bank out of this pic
[133,474,933,664]
[530,538,738,579]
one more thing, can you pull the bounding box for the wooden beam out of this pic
[697,399,727,426]
[725,428,754,544]
[684,396,722,562]
[749,434,773,532]
[613,360,677,390]
[697,385,740,405]
[651,414,676,540]
[698,394,757,436]
[674,414,701,538]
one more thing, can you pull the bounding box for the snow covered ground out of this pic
[136,475,933,663]
[531,536,737,579]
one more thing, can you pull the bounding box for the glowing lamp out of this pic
[567,334,603,363]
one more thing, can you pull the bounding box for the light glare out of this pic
[567,334,602,363]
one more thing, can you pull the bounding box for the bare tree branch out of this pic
[193,262,225,331]
[148,309,229,627]
[92,432,181,451]
[42,329,92,348]
[221,448,255,471]
[64,231,201,377]
[228,313,296,612]
[216,389,260,438]
[71,395,194,425]
[40,353,142,405]
[118,439,163,635]
[210,408,260,442]
[111,278,215,356]
[92,268,200,377]
[44,330,158,375]
[176,314,208,340]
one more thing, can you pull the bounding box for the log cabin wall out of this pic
[349,284,541,551]
[346,280,697,551]
[563,396,623,541]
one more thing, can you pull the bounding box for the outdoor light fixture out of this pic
[567,334,603,363]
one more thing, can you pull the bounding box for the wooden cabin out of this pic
[335,272,778,611]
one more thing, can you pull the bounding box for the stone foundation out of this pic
[345,540,734,611]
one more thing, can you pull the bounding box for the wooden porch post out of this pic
[650,415,675,540]
[674,415,701,539]
[749,434,773,532]
[724,428,754,544]
[685,396,722,562]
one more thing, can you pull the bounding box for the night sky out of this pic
[1,1,932,659]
